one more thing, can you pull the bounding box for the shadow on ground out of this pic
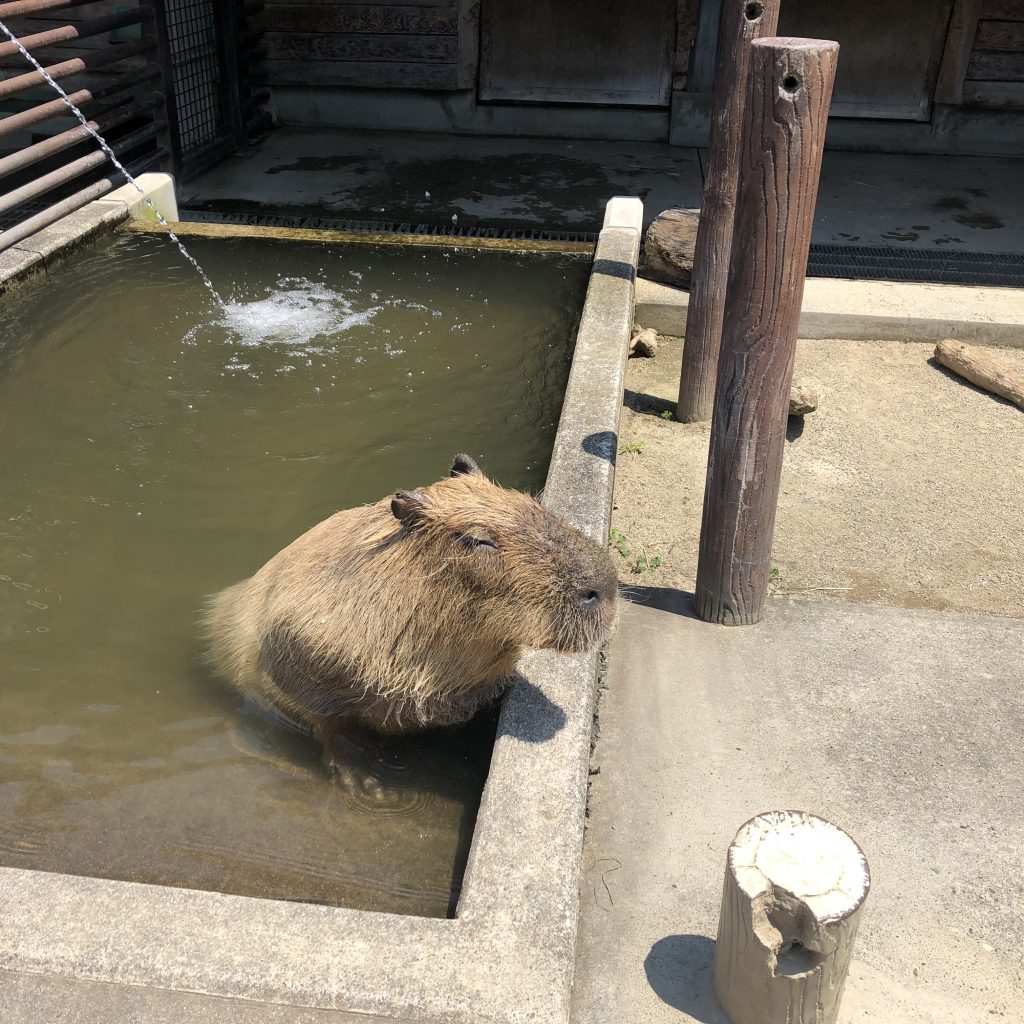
[621,586,699,618]
[644,934,730,1024]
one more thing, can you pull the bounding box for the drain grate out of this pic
[179,209,599,244]
[807,243,1024,287]
[178,210,1024,287]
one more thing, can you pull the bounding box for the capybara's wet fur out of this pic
[204,455,618,750]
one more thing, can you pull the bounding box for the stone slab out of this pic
[572,593,1024,1024]
[635,276,1024,348]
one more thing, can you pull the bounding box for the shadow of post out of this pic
[644,934,730,1024]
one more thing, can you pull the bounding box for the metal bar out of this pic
[0,148,164,252]
[0,122,159,215]
[0,68,159,138]
[0,10,150,59]
[0,39,153,101]
[0,0,92,16]
[0,95,161,178]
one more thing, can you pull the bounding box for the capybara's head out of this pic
[391,454,618,654]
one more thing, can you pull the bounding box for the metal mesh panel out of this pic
[160,0,231,174]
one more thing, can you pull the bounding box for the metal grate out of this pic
[152,0,266,180]
[807,243,1024,288]
[179,209,600,244]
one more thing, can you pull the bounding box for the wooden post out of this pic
[713,811,870,1024]
[676,0,780,423]
[694,37,838,626]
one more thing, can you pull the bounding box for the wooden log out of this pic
[713,811,870,1024]
[676,0,781,423]
[695,37,837,626]
[934,339,1024,410]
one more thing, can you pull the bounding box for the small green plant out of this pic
[660,410,673,420]
[768,566,782,591]
[630,553,663,574]
[619,440,646,455]
[609,527,631,558]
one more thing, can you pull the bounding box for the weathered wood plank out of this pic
[963,78,1024,105]
[968,49,1024,78]
[267,3,456,34]
[975,18,1024,48]
[263,57,458,88]
[981,0,1024,20]
[456,0,478,88]
[935,0,982,104]
[265,30,456,62]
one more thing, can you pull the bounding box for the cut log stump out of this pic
[934,339,1024,411]
[713,811,870,1024]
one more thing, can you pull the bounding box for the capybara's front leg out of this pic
[313,719,408,806]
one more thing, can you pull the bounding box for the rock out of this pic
[789,381,819,416]
[629,327,659,358]
[640,207,700,288]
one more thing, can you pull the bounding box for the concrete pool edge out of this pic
[0,198,642,1024]
[0,174,178,295]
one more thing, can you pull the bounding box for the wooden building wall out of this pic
[262,0,465,90]
[964,0,1024,108]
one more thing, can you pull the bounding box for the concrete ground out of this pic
[611,335,1024,618]
[572,595,1024,1024]
[182,128,1024,253]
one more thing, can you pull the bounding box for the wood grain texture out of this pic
[968,49,1024,78]
[976,17,1024,48]
[266,3,456,33]
[695,37,838,626]
[676,0,781,423]
[265,30,456,62]
[963,77,1024,104]
[456,0,477,87]
[981,0,1024,19]
[712,811,870,1024]
[935,340,1024,410]
[934,0,982,103]
[262,57,457,87]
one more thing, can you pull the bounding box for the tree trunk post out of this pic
[713,811,871,1024]
[694,37,838,626]
[676,0,781,423]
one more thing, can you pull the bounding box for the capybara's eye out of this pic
[461,533,498,552]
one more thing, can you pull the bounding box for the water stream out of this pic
[0,17,225,306]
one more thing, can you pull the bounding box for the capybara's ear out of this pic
[451,453,483,478]
[391,489,430,526]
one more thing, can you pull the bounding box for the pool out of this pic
[0,230,590,917]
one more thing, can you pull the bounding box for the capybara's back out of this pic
[204,454,617,738]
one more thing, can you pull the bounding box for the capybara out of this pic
[204,454,617,750]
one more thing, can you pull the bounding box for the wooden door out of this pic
[478,0,677,105]
[778,0,956,119]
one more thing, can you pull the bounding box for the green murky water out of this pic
[0,231,589,916]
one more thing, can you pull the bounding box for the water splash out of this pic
[0,18,225,307]
[216,278,380,347]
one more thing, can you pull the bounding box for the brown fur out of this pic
[204,455,617,740]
